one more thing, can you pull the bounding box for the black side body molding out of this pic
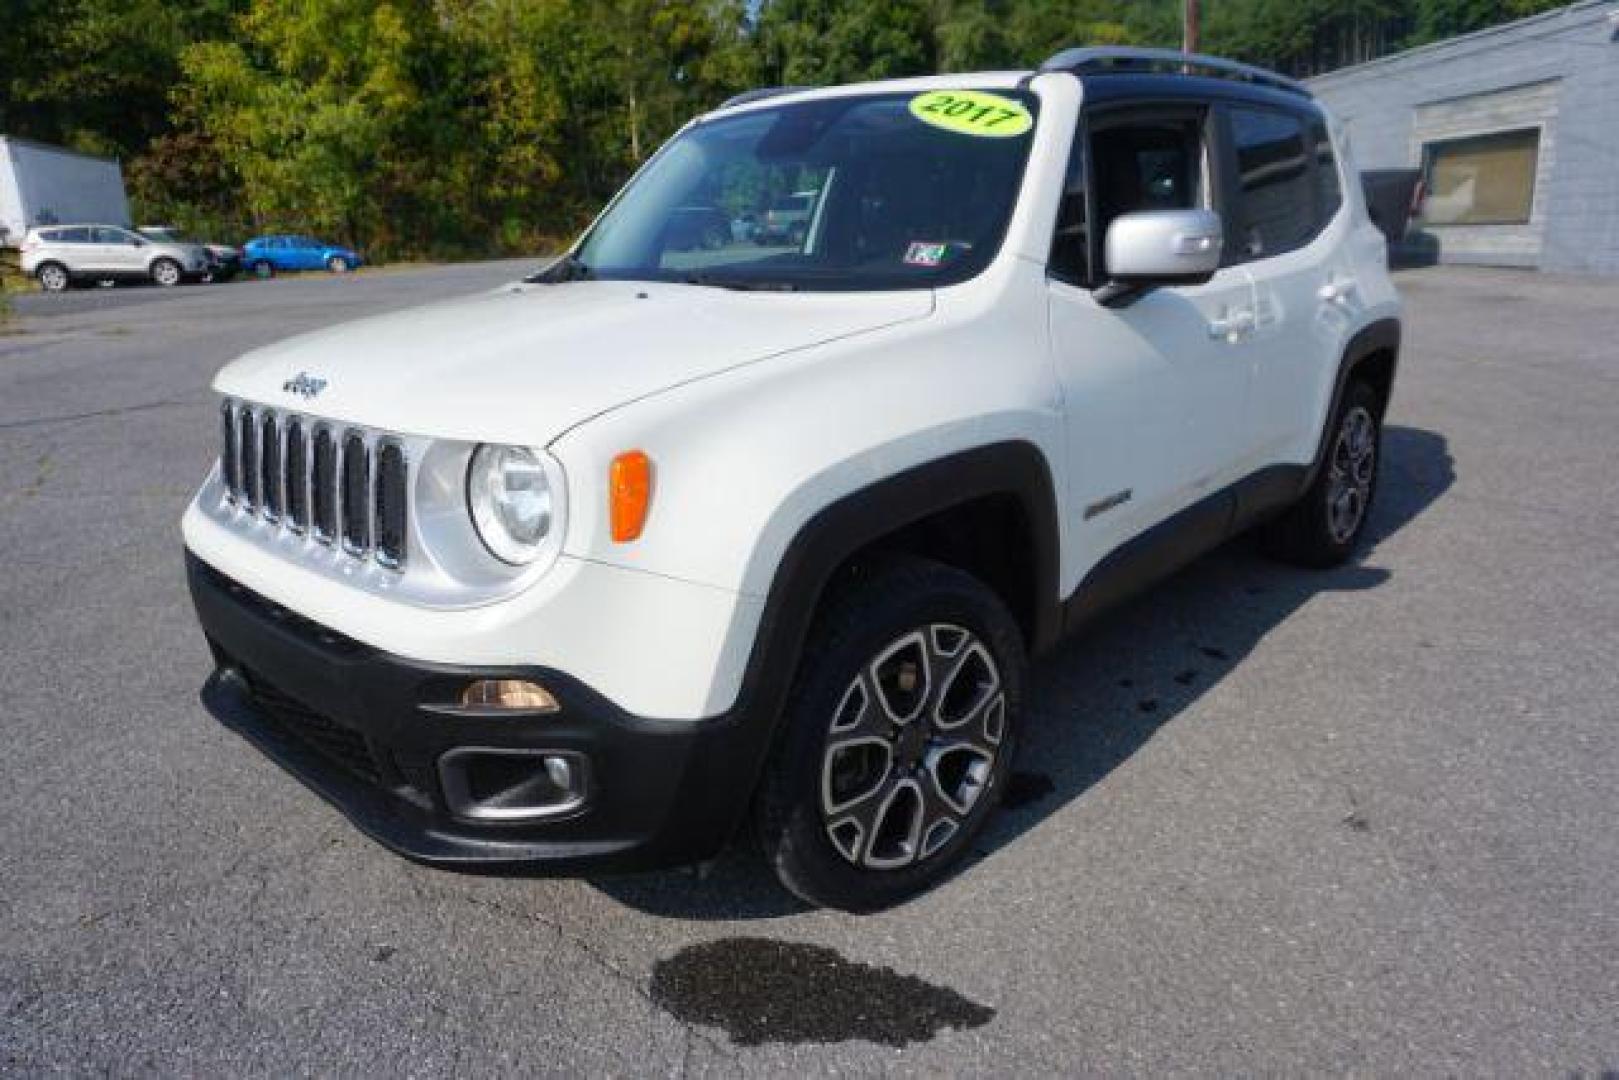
[1061,317,1400,634]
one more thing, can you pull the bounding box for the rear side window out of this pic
[1312,119,1342,229]
[1228,106,1313,260]
[60,227,93,243]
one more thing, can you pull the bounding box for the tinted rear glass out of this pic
[1229,106,1314,260]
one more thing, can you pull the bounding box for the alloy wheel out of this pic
[39,265,68,292]
[820,623,1005,870]
[1326,404,1376,543]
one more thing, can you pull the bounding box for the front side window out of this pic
[1420,128,1539,226]
[1229,106,1313,260]
[1086,112,1208,278]
[572,90,1040,291]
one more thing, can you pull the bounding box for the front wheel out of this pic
[326,255,350,273]
[150,258,183,287]
[1262,380,1383,567]
[754,557,1026,912]
[251,259,274,280]
[36,262,70,292]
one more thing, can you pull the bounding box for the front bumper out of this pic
[187,551,760,872]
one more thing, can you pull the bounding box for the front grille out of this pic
[217,400,407,570]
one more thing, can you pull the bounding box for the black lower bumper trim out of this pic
[187,551,761,873]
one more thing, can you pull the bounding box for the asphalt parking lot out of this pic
[1,263,1615,1073]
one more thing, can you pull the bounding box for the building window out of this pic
[1420,128,1539,226]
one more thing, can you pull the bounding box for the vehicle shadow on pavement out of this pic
[594,425,1455,920]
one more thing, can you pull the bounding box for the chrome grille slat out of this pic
[239,406,258,510]
[375,441,407,569]
[220,401,239,500]
[339,430,371,556]
[312,425,337,544]
[285,418,308,532]
[260,411,281,522]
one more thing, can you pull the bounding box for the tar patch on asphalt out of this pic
[649,937,994,1046]
[1003,770,1056,810]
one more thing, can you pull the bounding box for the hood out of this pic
[213,280,934,444]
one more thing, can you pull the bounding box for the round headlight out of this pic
[467,444,554,565]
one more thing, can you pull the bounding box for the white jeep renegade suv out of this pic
[183,48,1400,911]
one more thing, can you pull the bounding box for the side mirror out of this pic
[1096,208,1223,307]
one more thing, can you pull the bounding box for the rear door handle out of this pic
[1208,310,1255,341]
[1318,279,1358,305]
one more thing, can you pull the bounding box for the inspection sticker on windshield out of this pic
[908,90,1033,137]
[903,242,950,267]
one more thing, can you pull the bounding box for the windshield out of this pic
[571,89,1040,291]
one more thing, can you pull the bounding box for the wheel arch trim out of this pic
[705,441,1062,844]
[1306,317,1400,490]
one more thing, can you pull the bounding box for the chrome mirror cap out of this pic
[1104,208,1224,281]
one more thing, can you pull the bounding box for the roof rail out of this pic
[1039,46,1310,98]
[718,86,817,109]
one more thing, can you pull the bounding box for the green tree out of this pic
[757,0,936,85]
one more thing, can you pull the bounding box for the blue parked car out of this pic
[241,234,364,278]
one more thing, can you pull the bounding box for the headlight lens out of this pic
[467,444,554,564]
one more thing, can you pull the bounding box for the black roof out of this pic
[1074,71,1327,118]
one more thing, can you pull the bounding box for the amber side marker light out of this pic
[610,450,652,542]
[460,679,560,713]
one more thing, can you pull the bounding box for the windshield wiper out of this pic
[679,274,798,292]
[526,252,594,284]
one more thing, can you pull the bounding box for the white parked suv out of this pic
[182,49,1400,911]
[20,224,211,290]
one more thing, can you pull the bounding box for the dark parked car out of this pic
[1360,169,1424,246]
[140,226,241,282]
[242,234,364,278]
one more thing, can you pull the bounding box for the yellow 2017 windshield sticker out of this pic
[908,90,1033,137]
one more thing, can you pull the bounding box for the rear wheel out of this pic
[36,262,70,292]
[252,259,275,280]
[1262,380,1382,567]
[150,258,182,287]
[754,557,1025,912]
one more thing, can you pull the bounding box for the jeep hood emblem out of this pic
[282,372,328,400]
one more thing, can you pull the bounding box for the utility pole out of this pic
[1184,0,1201,54]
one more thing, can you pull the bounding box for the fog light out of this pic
[439,748,589,822]
[460,679,559,713]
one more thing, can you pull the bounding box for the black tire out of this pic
[36,262,70,292]
[754,556,1026,912]
[326,255,350,273]
[1262,380,1383,567]
[150,257,183,287]
[252,260,275,280]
